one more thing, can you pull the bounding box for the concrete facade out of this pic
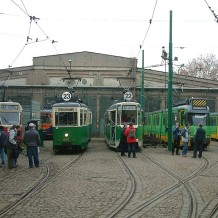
[1,51,218,136]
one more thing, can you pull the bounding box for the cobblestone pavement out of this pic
[0,139,217,218]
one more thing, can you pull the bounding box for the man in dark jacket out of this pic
[172,123,181,155]
[23,123,41,168]
[0,126,7,165]
[120,124,127,156]
[193,123,206,158]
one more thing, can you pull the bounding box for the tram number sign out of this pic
[62,92,71,101]
[124,92,133,101]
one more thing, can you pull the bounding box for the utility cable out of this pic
[33,20,68,72]
[9,44,26,67]
[8,0,68,72]
[204,0,218,23]
[21,0,30,16]
[10,0,29,16]
[136,0,158,58]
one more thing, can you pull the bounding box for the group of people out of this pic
[172,122,206,158]
[119,121,206,159]
[0,123,41,169]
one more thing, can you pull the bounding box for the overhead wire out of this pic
[136,0,158,58]
[10,44,26,67]
[10,0,28,16]
[33,20,68,72]
[8,0,68,72]
[204,0,218,23]
[20,0,30,16]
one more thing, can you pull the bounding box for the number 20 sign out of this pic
[62,92,71,101]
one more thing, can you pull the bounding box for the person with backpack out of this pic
[124,122,137,158]
[0,126,7,166]
[181,123,190,157]
[193,123,206,158]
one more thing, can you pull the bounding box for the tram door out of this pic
[178,109,185,128]
[108,111,116,145]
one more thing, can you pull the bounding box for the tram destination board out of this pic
[192,99,207,110]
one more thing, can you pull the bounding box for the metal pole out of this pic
[165,60,167,109]
[168,10,173,151]
[141,50,145,111]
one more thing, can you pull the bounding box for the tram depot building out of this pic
[1,51,218,137]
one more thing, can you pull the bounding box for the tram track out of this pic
[106,149,211,218]
[135,152,209,218]
[105,152,137,218]
[0,152,83,217]
[0,140,217,217]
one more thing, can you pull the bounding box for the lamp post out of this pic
[161,11,173,152]
[161,46,168,110]
[168,10,173,152]
[141,50,145,112]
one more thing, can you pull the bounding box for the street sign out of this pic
[62,92,71,101]
[124,91,133,101]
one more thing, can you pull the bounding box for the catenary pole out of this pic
[141,50,145,111]
[168,11,173,151]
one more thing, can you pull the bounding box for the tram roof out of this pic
[52,101,88,108]
[40,109,52,112]
[107,101,141,110]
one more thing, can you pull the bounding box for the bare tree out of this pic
[178,54,218,80]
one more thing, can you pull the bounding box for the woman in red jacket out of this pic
[124,123,137,158]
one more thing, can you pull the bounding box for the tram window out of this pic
[121,106,137,124]
[138,111,142,124]
[80,110,83,125]
[117,111,121,125]
[0,112,19,125]
[156,115,159,125]
[121,111,128,122]
[41,114,50,124]
[188,113,208,126]
[84,112,87,125]
[111,111,116,124]
[210,117,215,126]
[55,112,78,126]
[162,115,165,125]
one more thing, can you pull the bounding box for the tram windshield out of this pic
[0,112,20,125]
[41,114,51,124]
[187,113,209,126]
[121,105,137,125]
[55,112,78,126]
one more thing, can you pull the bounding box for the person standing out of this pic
[181,123,190,157]
[193,123,206,158]
[172,123,181,155]
[0,126,7,166]
[23,123,41,168]
[120,125,127,156]
[7,125,18,168]
[124,123,137,158]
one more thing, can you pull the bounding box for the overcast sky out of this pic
[0,0,218,71]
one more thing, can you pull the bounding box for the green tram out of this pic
[209,112,218,140]
[52,101,92,152]
[104,101,144,151]
[144,98,210,149]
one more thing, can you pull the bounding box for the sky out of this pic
[0,0,218,72]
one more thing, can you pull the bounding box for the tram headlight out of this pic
[65,133,69,137]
